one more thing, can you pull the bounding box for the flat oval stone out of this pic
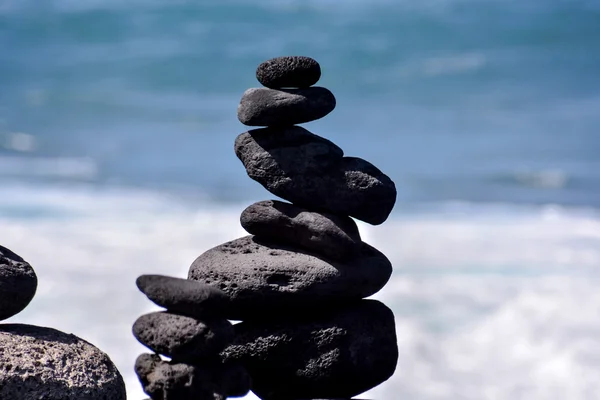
[241,200,361,260]
[221,300,398,399]
[237,87,336,126]
[0,245,37,321]
[132,312,234,362]
[235,129,396,224]
[135,353,251,400]
[0,324,126,400]
[256,56,321,88]
[188,236,392,320]
[136,274,232,318]
[234,126,343,176]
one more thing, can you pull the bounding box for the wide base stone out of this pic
[221,300,398,399]
[188,236,392,321]
[0,324,126,400]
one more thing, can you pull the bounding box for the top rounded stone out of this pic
[256,56,321,89]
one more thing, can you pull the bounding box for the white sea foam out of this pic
[2,183,599,400]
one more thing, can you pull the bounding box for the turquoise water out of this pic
[1,1,600,399]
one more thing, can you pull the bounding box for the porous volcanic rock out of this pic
[188,236,392,320]
[0,324,126,400]
[235,129,396,224]
[221,300,398,399]
[241,200,361,260]
[133,311,234,362]
[136,274,232,318]
[256,56,321,89]
[0,245,37,321]
[135,353,251,400]
[237,87,336,126]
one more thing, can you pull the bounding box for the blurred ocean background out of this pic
[2,0,600,399]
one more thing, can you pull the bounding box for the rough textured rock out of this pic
[135,353,251,400]
[221,300,398,399]
[241,200,361,260]
[133,311,234,362]
[136,274,232,318]
[0,245,37,321]
[237,87,336,126]
[235,130,396,224]
[256,56,321,89]
[0,324,126,400]
[188,236,392,320]
[235,126,343,177]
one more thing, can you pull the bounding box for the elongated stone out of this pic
[132,312,234,362]
[0,245,37,321]
[188,236,392,320]
[241,200,361,260]
[221,300,398,399]
[256,56,321,88]
[136,274,231,318]
[237,87,336,126]
[235,128,396,224]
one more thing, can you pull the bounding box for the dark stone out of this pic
[221,300,398,399]
[135,353,251,400]
[256,56,321,89]
[0,324,126,400]
[136,274,232,318]
[0,245,37,321]
[241,200,361,260]
[235,129,396,224]
[237,87,336,126]
[234,126,343,176]
[132,312,234,362]
[188,236,392,321]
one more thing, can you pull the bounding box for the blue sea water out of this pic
[1,1,600,399]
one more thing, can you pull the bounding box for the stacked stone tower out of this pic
[133,56,399,400]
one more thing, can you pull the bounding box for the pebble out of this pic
[241,200,361,260]
[132,311,234,362]
[188,235,392,320]
[256,56,321,88]
[237,87,336,126]
[0,245,38,321]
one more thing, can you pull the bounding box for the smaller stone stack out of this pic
[132,276,252,400]
[134,56,399,400]
[0,245,126,400]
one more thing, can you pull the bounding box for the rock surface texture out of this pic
[132,55,398,399]
[0,324,126,400]
[256,56,321,89]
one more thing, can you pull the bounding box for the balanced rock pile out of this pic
[0,245,126,400]
[133,56,399,400]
